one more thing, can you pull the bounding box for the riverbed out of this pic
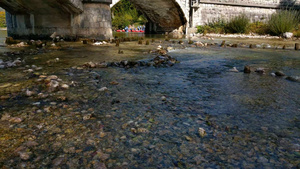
[0,31,299,168]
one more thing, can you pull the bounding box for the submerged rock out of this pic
[244,66,251,73]
[228,67,239,72]
[198,128,206,137]
[275,71,285,77]
[255,68,265,74]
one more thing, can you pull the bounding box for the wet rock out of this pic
[244,66,251,73]
[255,68,265,74]
[161,96,167,101]
[52,157,65,166]
[195,42,204,47]
[221,41,226,47]
[228,67,239,72]
[26,89,35,97]
[198,127,206,137]
[85,62,96,68]
[93,162,107,169]
[99,87,108,92]
[295,43,300,50]
[9,117,23,123]
[19,152,31,160]
[110,81,119,85]
[47,80,60,92]
[286,76,300,82]
[97,151,110,161]
[25,141,38,147]
[275,71,285,77]
[185,136,192,141]
[137,128,149,133]
[159,50,168,56]
[1,113,11,121]
[249,44,256,48]
[61,84,69,89]
[231,44,238,48]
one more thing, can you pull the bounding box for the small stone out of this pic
[161,96,167,101]
[255,68,265,74]
[229,67,239,72]
[19,152,31,160]
[185,136,192,141]
[120,136,127,140]
[137,128,149,133]
[131,128,137,133]
[9,117,23,123]
[275,71,285,76]
[99,87,108,92]
[283,32,293,39]
[61,84,69,89]
[83,114,92,120]
[110,81,119,85]
[198,127,206,137]
[244,66,251,73]
[1,113,11,121]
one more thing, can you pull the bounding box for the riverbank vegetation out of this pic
[197,10,300,37]
[0,11,6,28]
[111,0,147,30]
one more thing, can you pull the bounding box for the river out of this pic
[0,30,299,168]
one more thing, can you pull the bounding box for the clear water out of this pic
[0,31,299,168]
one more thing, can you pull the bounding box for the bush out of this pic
[226,14,250,33]
[197,18,226,34]
[268,10,300,36]
[249,22,269,35]
[0,11,6,27]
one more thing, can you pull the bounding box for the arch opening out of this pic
[111,0,188,34]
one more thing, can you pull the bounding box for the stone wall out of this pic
[74,3,112,39]
[192,4,277,26]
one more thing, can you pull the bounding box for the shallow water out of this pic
[0,33,299,168]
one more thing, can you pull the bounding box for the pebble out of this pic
[275,71,285,76]
[198,127,206,137]
[228,67,239,72]
[19,152,31,160]
[161,96,167,101]
[61,84,69,89]
[99,87,108,92]
[9,117,23,123]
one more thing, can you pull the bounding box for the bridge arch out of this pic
[111,0,188,33]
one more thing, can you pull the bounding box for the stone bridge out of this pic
[0,0,299,39]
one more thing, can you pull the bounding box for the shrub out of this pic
[268,10,300,36]
[197,18,226,34]
[226,14,250,33]
[249,22,269,35]
[0,11,6,27]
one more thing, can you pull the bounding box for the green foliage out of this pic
[0,11,6,27]
[225,14,250,33]
[268,10,300,36]
[248,22,269,35]
[197,16,249,34]
[111,0,147,29]
[197,18,226,34]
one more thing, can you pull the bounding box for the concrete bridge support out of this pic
[1,0,112,40]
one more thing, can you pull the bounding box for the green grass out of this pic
[225,14,250,34]
[268,9,300,36]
